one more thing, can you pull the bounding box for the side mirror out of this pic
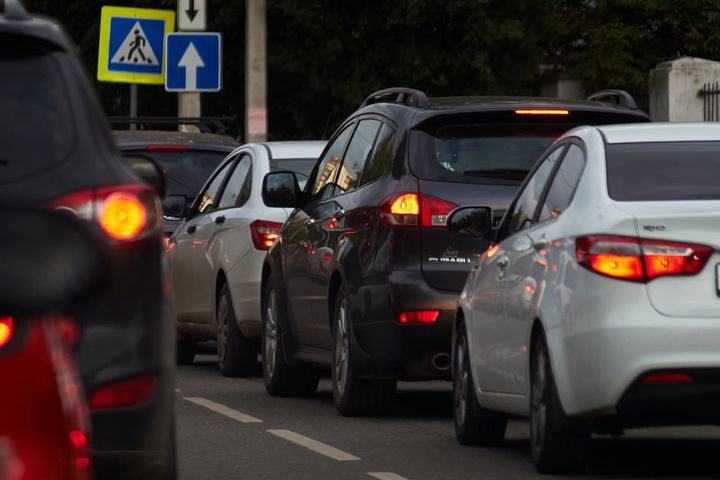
[447,206,493,238]
[123,155,166,198]
[163,195,189,219]
[0,208,107,314]
[262,171,302,208]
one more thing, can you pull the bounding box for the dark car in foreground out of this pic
[0,2,175,478]
[260,87,650,416]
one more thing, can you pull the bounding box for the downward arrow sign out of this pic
[185,0,198,22]
[178,42,204,90]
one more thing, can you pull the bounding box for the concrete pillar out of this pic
[178,92,201,132]
[649,57,720,121]
[245,0,267,142]
[541,78,585,100]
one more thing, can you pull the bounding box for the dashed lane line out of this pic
[368,474,410,480]
[184,397,263,423]
[266,429,361,461]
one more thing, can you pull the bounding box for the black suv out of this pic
[1,2,175,478]
[260,87,649,416]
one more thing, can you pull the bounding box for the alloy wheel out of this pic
[264,288,278,378]
[334,298,349,396]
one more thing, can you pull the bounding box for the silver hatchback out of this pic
[450,123,720,474]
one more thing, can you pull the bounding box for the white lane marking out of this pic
[266,429,361,461]
[368,473,410,480]
[184,397,263,423]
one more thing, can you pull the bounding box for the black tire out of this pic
[176,337,196,365]
[332,288,396,416]
[262,277,319,397]
[217,284,259,377]
[530,334,589,474]
[453,323,507,446]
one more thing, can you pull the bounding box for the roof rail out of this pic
[108,116,231,135]
[3,0,31,20]
[360,87,430,109]
[585,89,638,110]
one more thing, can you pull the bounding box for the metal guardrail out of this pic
[700,82,720,121]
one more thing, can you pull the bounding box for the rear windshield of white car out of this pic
[271,158,317,189]
[606,141,720,201]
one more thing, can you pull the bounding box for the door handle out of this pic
[304,218,316,228]
[187,225,197,234]
[496,255,509,269]
[215,215,226,225]
[333,208,346,219]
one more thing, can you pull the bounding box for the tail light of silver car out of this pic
[48,184,160,246]
[575,235,712,282]
[0,316,14,349]
[380,192,458,228]
[250,220,283,250]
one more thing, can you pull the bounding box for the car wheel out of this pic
[262,277,319,396]
[332,289,396,416]
[530,333,588,474]
[217,284,259,377]
[453,323,507,445]
[176,337,196,365]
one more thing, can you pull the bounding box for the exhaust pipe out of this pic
[431,352,451,372]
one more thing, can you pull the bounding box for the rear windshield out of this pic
[606,141,720,201]
[410,123,571,185]
[0,43,74,184]
[271,158,317,189]
[124,150,227,198]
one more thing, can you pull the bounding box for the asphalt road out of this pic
[177,354,720,480]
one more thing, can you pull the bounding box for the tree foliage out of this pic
[21,0,720,140]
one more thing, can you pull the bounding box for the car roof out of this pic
[597,123,720,144]
[0,1,68,49]
[113,130,240,152]
[427,95,637,111]
[262,141,326,159]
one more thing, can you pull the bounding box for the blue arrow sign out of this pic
[165,33,222,92]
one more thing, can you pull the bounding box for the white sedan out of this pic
[449,123,720,474]
[166,141,326,376]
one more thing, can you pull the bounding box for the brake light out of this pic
[576,235,712,282]
[642,372,694,384]
[146,145,188,152]
[49,185,160,244]
[515,109,569,115]
[0,316,13,348]
[250,220,282,250]
[89,373,157,409]
[397,311,440,324]
[382,193,458,228]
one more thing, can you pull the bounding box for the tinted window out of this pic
[197,161,234,214]
[309,126,353,200]
[538,145,586,221]
[127,150,227,198]
[607,141,720,201]
[219,155,251,208]
[508,147,565,233]
[270,158,317,190]
[0,44,74,184]
[361,124,396,186]
[337,119,381,193]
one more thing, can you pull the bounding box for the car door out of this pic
[282,124,355,345]
[471,144,566,394]
[172,158,236,324]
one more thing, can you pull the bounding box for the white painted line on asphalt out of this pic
[184,397,263,423]
[368,473,410,480]
[266,429,361,461]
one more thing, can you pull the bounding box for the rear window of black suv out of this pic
[0,42,75,184]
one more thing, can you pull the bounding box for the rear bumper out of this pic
[351,270,459,379]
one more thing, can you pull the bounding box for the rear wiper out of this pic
[462,168,529,180]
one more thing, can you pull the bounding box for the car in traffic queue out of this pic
[0,2,176,478]
[114,129,240,242]
[165,141,326,376]
[450,122,720,474]
[259,86,650,416]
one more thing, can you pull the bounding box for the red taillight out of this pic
[397,310,440,324]
[515,109,569,115]
[0,316,14,348]
[89,374,157,409]
[576,235,712,282]
[146,145,188,152]
[49,185,160,244]
[381,193,458,228]
[642,372,694,384]
[250,220,282,250]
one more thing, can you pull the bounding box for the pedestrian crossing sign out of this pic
[97,6,175,85]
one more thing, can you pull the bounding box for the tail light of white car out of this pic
[380,192,458,228]
[250,220,283,250]
[575,235,713,282]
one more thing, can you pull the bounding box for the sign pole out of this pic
[130,83,138,130]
